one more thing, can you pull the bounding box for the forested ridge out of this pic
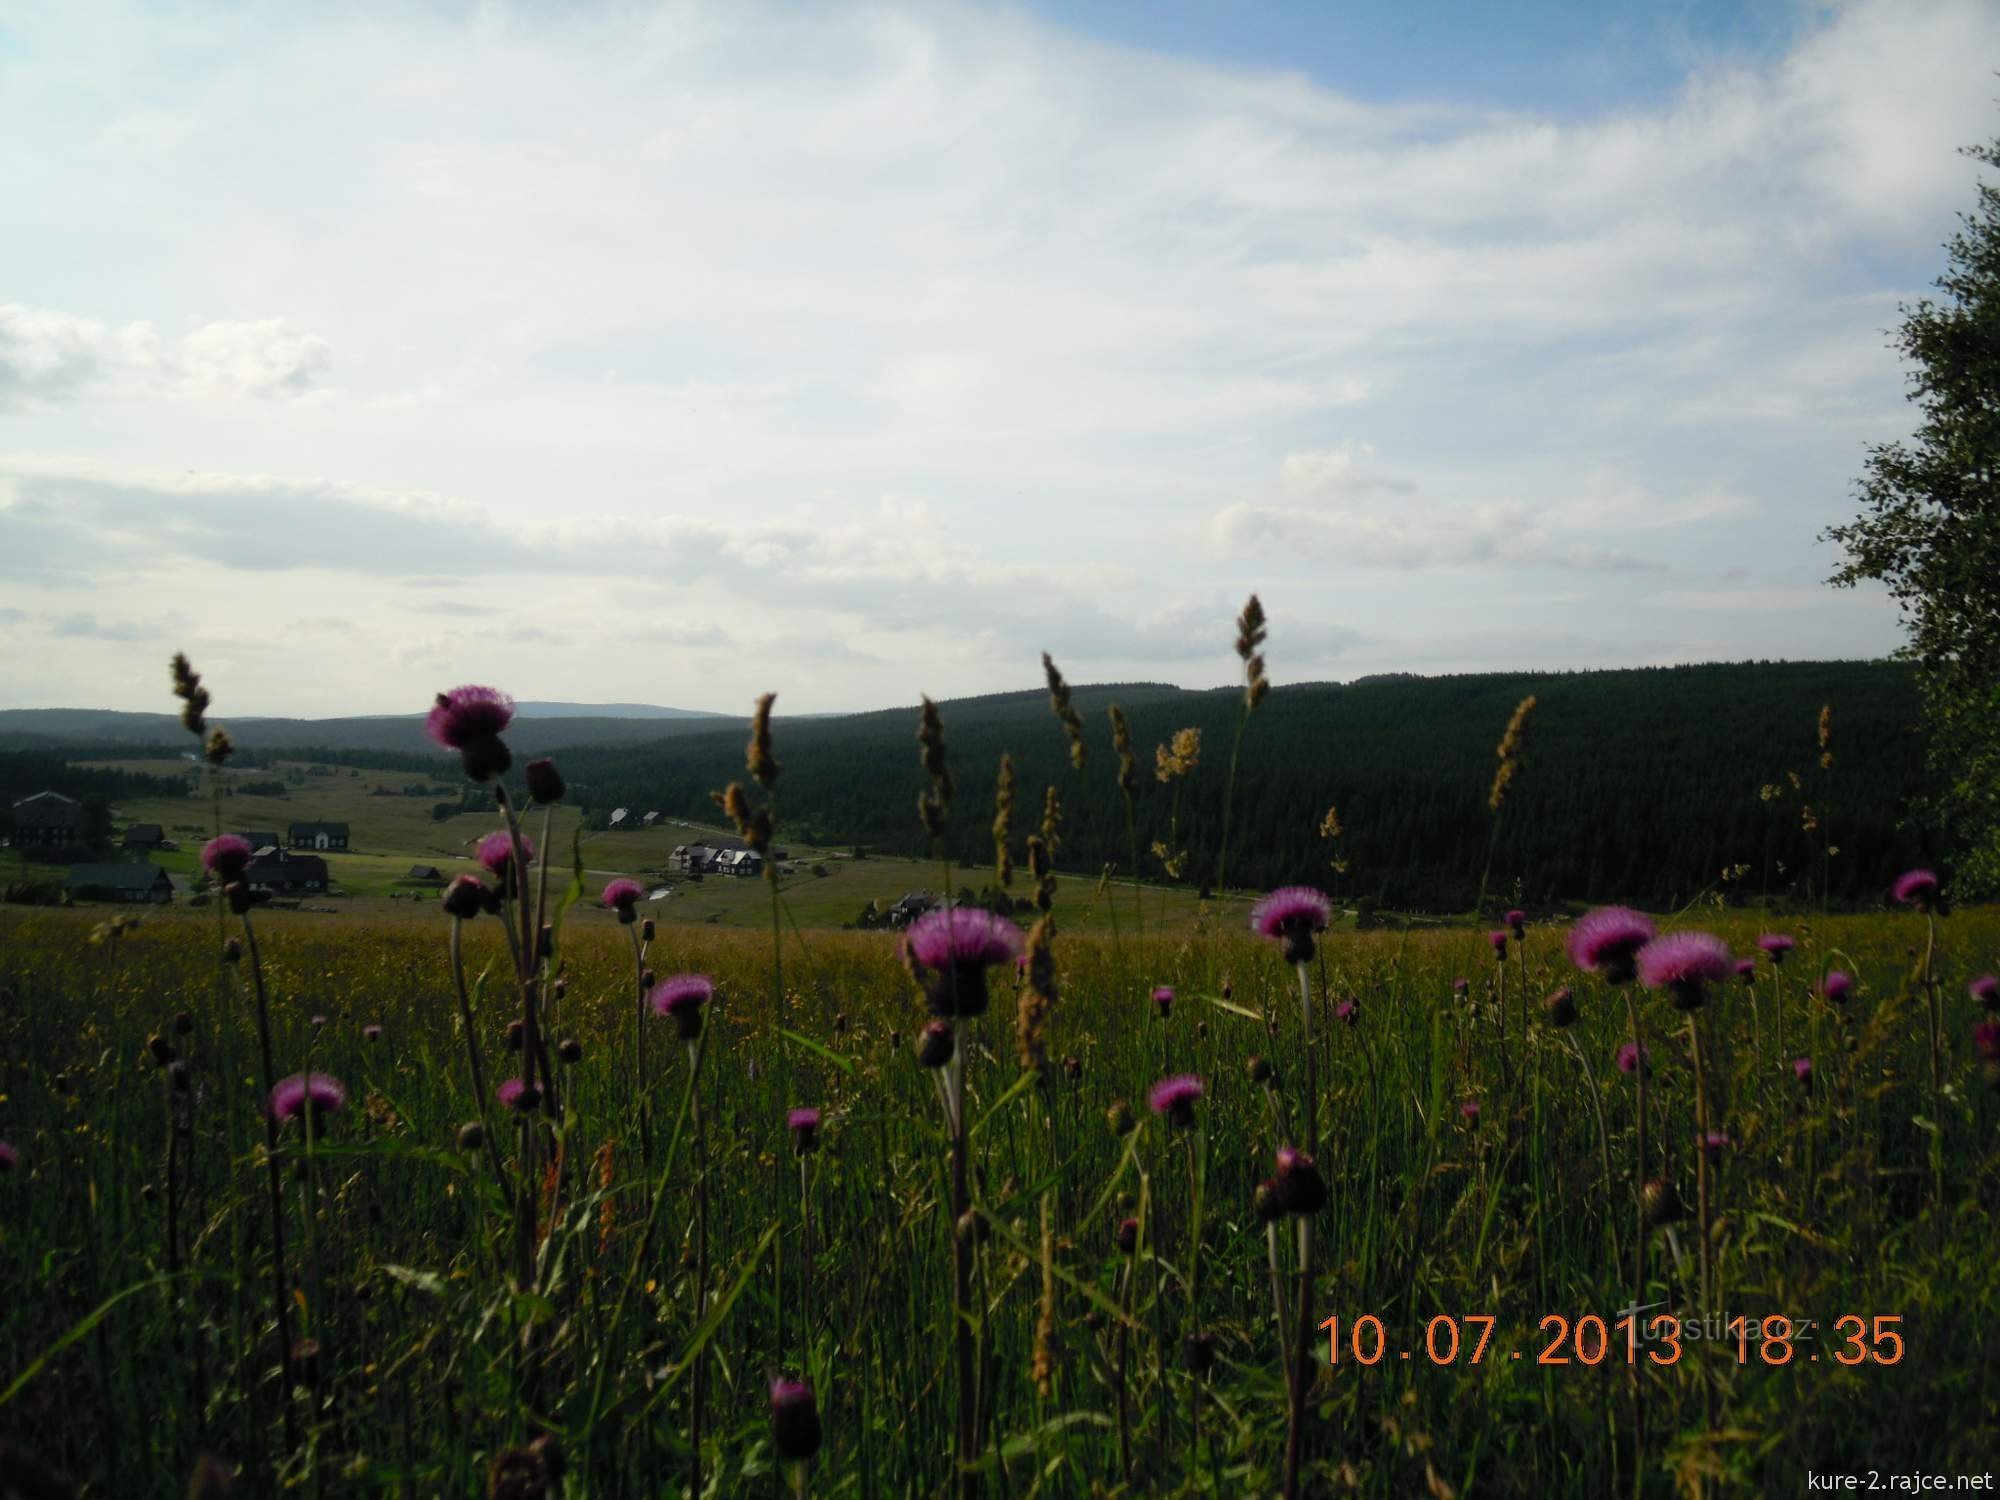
[548,660,1928,911]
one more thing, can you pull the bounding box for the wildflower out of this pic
[1154,727,1200,783]
[1636,931,1733,1010]
[601,878,646,921]
[1487,929,1509,960]
[1108,706,1138,797]
[1334,998,1358,1027]
[1821,971,1854,1004]
[1459,1099,1481,1122]
[1246,1054,1275,1086]
[201,834,252,881]
[487,1438,558,1500]
[0,1140,16,1172]
[557,1038,582,1065]
[1892,868,1939,909]
[1734,958,1757,981]
[903,908,1025,1018]
[1115,1215,1139,1254]
[442,874,496,921]
[1152,985,1174,1019]
[747,693,780,788]
[1147,1073,1204,1129]
[769,1376,823,1463]
[478,830,530,877]
[148,1032,177,1066]
[310,1014,328,1031]
[497,1077,540,1113]
[524,758,565,805]
[457,1121,485,1151]
[1042,653,1087,769]
[1541,986,1576,1027]
[1972,1020,2000,1063]
[917,695,951,839]
[1567,906,1658,984]
[992,754,1016,888]
[1793,1056,1814,1083]
[1237,594,1270,711]
[1451,977,1469,997]
[1970,974,1998,1010]
[1616,1041,1650,1075]
[174,1011,194,1035]
[1506,909,1526,940]
[505,1019,525,1051]
[1756,932,1796,962]
[916,1019,955,1069]
[1272,1146,1327,1215]
[363,1023,383,1042]
[1642,1178,1684,1227]
[1184,1332,1219,1375]
[269,1072,346,1124]
[426,685,516,781]
[1249,885,1333,965]
[1489,695,1536,811]
[170,652,211,736]
[1253,1179,1285,1223]
[1105,1100,1135,1136]
[650,974,714,1041]
[788,1106,821,1155]
[1699,1130,1731,1160]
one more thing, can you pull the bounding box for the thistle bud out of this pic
[916,1019,954,1069]
[169,1060,191,1093]
[956,1208,990,1245]
[1182,1332,1217,1375]
[1105,1100,1135,1137]
[1642,1178,1685,1228]
[1253,1179,1285,1224]
[769,1376,823,1464]
[148,1032,177,1066]
[1114,1216,1139,1254]
[640,918,655,943]
[1062,1054,1081,1082]
[558,1038,583,1065]
[290,1337,322,1386]
[1541,986,1577,1028]
[1246,1054,1274,1086]
[442,875,488,921]
[506,1019,524,1052]
[174,1010,194,1035]
[524,758,565,805]
[1272,1146,1327,1215]
[458,1121,486,1151]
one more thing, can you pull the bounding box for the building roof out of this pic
[124,823,165,843]
[64,863,171,891]
[289,821,350,836]
[406,864,443,880]
[12,790,82,825]
[247,853,329,886]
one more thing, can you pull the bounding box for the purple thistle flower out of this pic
[201,834,252,880]
[904,908,1025,1018]
[1756,932,1795,961]
[1487,929,1509,959]
[0,1140,17,1172]
[497,1076,540,1112]
[1272,1145,1327,1214]
[1821,970,1853,1003]
[1459,1098,1481,1122]
[1734,958,1757,981]
[442,873,493,920]
[1148,1073,1204,1128]
[477,830,530,875]
[363,1023,383,1042]
[1152,985,1174,1018]
[1451,976,1469,996]
[1892,868,1939,908]
[1636,931,1733,1010]
[1699,1129,1731,1159]
[601,878,646,920]
[1249,886,1333,964]
[916,1018,955,1068]
[651,973,714,1040]
[1566,906,1657,984]
[1505,908,1527,939]
[1970,974,1998,1010]
[1333,998,1358,1027]
[1616,1041,1650,1075]
[1972,1019,2000,1063]
[425,685,515,749]
[769,1375,823,1463]
[268,1072,346,1123]
[788,1105,822,1154]
[1793,1056,1814,1082]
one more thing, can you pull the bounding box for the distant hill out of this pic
[0,664,1934,909]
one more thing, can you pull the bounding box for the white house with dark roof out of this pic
[288,821,350,851]
[11,790,84,850]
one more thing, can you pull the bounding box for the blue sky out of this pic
[0,0,1993,715]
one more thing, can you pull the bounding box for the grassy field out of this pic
[0,884,1995,1496]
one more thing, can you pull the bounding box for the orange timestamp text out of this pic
[1321,1313,1907,1368]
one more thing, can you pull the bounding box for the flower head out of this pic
[1793,1056,1814,1083]
[1333,998,1358,1026]
[904,908,1025,1017]
[1147,1073,1204,1128]
[915,1018,955,1068]
[497,1077,540,1112]
[477,830,530,876]
[788,1106,822,1154]
[1459,1098,1481,1122]
[1636,931,1733,1009]
[363,1023,383,1042]
[1567,906,1657,983]
[1756,932,1795,961]
[269,1072,346,1124]
[1821,970,1853,1004]
[1541,986,1576,1027]
[1970,974,1998,1010]
[1451,977,1469,996]
[1892,868,1939,908]
[426,685,516,780]
[601,878,646,920]
[650,974,714,1040]
[1616,1041,1650,1075]
[1699,1129,1731,1159]
[1734,958,1757,981]
[1249,886,1333,964]
[442,873,494,920]
[1152,985,1174,1018]
[1505,908,1527,939]
[201,834,252,880]
[1487,929,1509,958]
[0,1140,17,1172]
[769,1377,822,1463]
[1973,1019,2000,1064]
[1272,1145,1327,1214]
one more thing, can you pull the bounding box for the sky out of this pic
[1,0,1994,718]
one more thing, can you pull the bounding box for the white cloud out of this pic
[0,305,330,409]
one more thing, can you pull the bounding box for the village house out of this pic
[64,863,175,904]
[122,823,167,851]
[245,851,330,895]
[288,821,350,851]
[716,849,764,878]
[404,864,445,885]
[236,830,282,855]
[11,790,84,851]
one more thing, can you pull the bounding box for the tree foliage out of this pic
[1827,139,2000,895]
